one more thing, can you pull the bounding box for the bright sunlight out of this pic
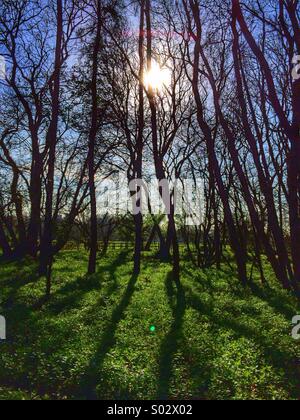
[144,61,171,92]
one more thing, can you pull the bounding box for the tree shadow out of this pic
[48,251,130,315]
[183,284,298,376]
[182,266,215,293]
[79,272,139,400]
[157,272,186,399]
[248,282,299,320]
[184,263,299,321]
[0,266,39,310]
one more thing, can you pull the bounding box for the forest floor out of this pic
[0,249,299,400]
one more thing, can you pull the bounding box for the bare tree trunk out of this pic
[0,222,12,258]
[133,0,145,275]
[11,170,26,257]
[288,109,300,290]
[87,0,102,275]
[39,0,63,279]
[145,223,156,251]
[27,154,42,258]
[231,11,292,289]
[145,0,180,284]
[233,0,300,291]
[188,0,248,285]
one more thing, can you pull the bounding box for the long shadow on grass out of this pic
[248,282,299,320]
[49,251,130,315]
[79,272,138,400]
[183,285,298,380]
[0,262,39,310]
[157,272,186,399]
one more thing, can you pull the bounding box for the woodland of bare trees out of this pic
[0,0,300,298]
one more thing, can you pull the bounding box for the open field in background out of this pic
[0,249,299,400]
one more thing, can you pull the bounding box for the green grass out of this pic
[0,249,299,400]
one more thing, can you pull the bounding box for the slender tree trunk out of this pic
[231,14,292,289]
[87,0,102,275]
[289,9,300,289]
[158,228,170,261]
[0,222,12,258]
[233,0,300,291]
[145,223,156,251]
[133,0,145,275]
[188,0,248,285]
[11,171,26,257]
[39,0,63,279]
[27,155,42,258]
[45,256,53,300]
[288,84,300,290]
[133,213,143,274]
[145,0,180,283]
[169,211,180,285]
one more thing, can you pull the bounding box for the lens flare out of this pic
[144,62,171,92]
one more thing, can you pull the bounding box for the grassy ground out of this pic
[0,249,299,400]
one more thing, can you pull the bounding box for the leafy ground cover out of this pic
[0,249,299,400]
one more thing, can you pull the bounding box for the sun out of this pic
[144,62,171,92]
